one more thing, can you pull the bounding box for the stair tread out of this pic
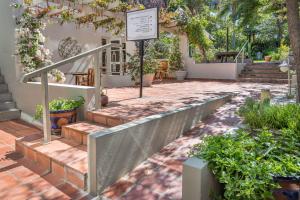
[64,121,108,135]
[18,135,88,175]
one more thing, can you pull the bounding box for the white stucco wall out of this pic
[44,22,136,85]
[0,2,95,120]
[187,63,240,80]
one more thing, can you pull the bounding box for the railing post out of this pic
[41,72,51,143]
[120,43,124,75]
[242,48,245,64]
[94,51,102,110]
[107,45,111,75]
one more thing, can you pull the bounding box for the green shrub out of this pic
[238,98,300,132]
[191,99,300,200]
[191,129,300,200]
[169,36,184,71]
[34,96,85,120]
[128,54,158,80]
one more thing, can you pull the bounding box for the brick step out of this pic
[244,67,281,71]
[62,121,108,145]
[243,68,283,73]
[0,92,12,102]
[87,111,128,127]
[16,134,88,190]
[0,75,5,84]
[0,101,16,111]
[0,108,21,121]
[238,78,288,84]
[0,83,8,93]
[239,74,288,79]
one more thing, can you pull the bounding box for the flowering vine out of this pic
[14,4,65,83]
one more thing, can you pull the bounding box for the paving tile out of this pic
[57,183,86,199]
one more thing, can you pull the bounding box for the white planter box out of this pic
[183,157,221,200]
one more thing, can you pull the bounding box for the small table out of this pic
[215,52,239,63]
[72,72,88,85]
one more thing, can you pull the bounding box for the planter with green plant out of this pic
[189,99,300,200]
[34,96,85,134]
[169,37,186,80]
[128,54,158,87]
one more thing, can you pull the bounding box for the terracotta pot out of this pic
[143,74,155,87]
[265,56,272,62]
[175,70,187,81]
[273,176,300,200]
[50,109,77,134]
[101,95,109,107]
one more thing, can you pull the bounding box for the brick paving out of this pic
[98,81,288,122]
[0,120,92,200]
[0,81,289,200]
[100,81,288,200]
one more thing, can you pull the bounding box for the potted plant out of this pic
[265,55,272,62]
[34,96,85,134]
[128,54,158,87]
[146,38,170,73]
[169,37,186,80]
[101,89,109,107]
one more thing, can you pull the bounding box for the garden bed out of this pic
[186,98,300,200]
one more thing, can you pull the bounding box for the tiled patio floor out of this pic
[0,120,92,200]
[0,81,289,200]
[100,82,288,200]
[98,81,288,122]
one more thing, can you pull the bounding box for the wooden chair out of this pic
[155,60,169,81]
[79,68,95,86]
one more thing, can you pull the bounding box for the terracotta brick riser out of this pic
[239,63,288,84]
[15,135,88,191]
[86,111,128,127]
[13,112,126,192]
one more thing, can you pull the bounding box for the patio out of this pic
[0,81,288,199]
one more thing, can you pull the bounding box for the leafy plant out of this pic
[191,129,300,200]
[191,99,300,200]
[34,96,85,120]
[169,36,184,71]
[238,98,300,132]
[146,39,170,59]
[127,54,158,81]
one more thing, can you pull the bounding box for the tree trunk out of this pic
[286,0,300,102]
[198,45,208,63]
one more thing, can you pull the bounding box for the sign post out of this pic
[126,7,159,98]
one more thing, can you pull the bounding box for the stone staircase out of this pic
[238,62,288,84]
[15,110,127,191]
[0,73,21,121]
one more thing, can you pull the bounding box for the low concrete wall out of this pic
[183,157,221,200]
[102,74,135,88]
[187,63,244,80]
[23,83,95,120]
[88,95,232,195]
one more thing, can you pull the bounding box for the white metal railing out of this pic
[234,41,248,65]
[21,43,120,143]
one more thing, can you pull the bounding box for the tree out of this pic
[285,0,300,102]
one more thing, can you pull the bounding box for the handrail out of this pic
[21,43,121,144]
[21,43,120,83]
[234,41,248,63]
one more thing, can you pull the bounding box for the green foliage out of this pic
[146,33,172,59]
[34,96,85,120]
[128,54,158,80]
[185,16,213,62]
[169,36,183,71]
[270,43,289,61]
[238,98,300,131]
[191,129,300,200]
[191,99,300,200]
